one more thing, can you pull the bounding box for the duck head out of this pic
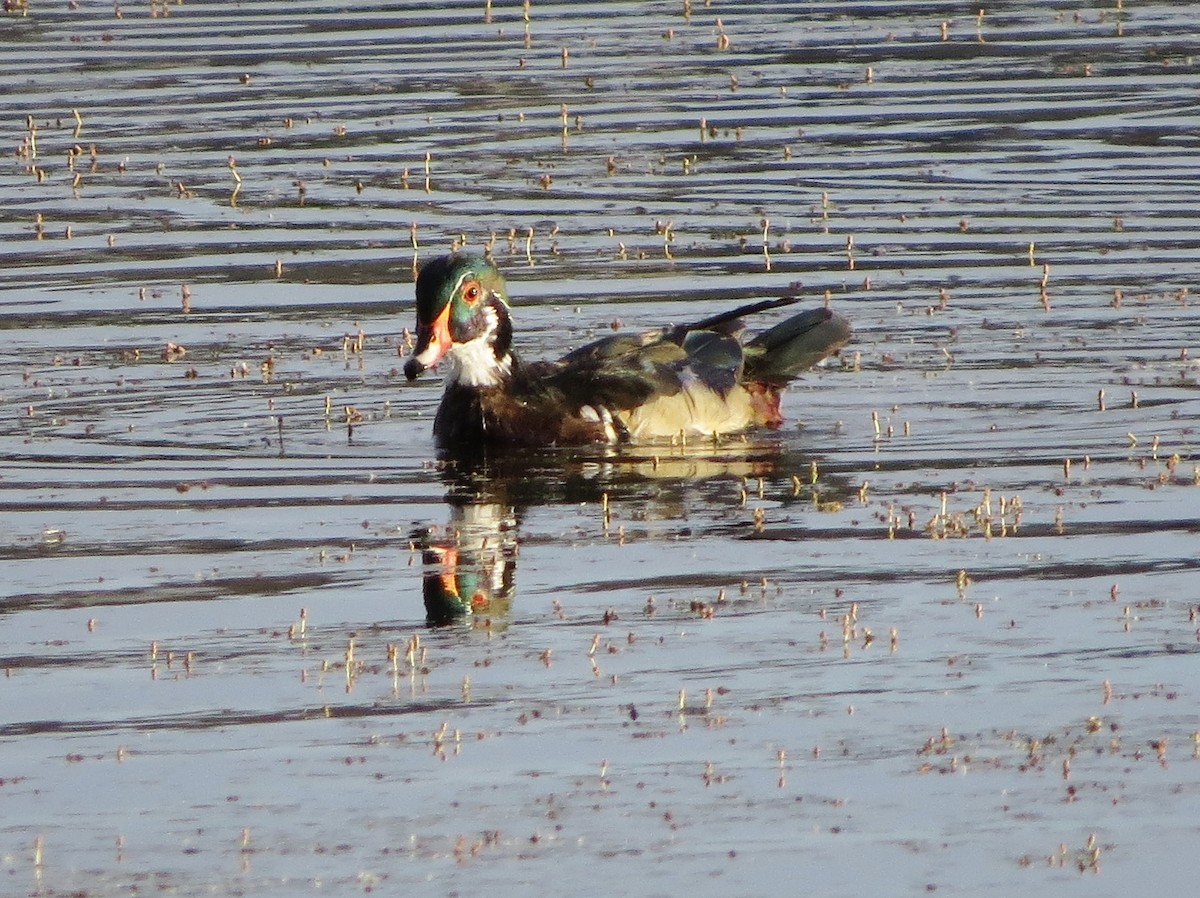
[403,253,514,387]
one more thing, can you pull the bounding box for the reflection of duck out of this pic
[417,498,516,628]
[403,253,851,450]
[414,445,851,627]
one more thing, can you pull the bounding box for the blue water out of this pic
[2,2,1198,895]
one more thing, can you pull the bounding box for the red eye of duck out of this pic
[462,280,482,304]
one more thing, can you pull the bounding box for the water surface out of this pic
[2,2,1198,895]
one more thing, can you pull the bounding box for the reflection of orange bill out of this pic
[434,546,459,596]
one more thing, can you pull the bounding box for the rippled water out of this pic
[2,2,1199,895]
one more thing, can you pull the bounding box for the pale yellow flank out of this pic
[620,380,756,440]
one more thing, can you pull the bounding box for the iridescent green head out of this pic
[403,253,512,381]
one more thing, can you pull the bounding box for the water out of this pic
[2,2,1198,895]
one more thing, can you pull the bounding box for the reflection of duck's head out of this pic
[416,501,517,628]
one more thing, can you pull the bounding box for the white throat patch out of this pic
[445,336,512,387]
[439,305,511,388]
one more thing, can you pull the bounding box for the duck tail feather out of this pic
[744,307,853,384]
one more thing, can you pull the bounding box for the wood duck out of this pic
[403,253,852,449]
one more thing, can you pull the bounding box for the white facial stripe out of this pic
[451,270,508,310]
[451,270,473,302]
[478,305,498,338]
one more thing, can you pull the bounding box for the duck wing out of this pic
[511,298,850,440]
[532,338,691,411]
[550,295,848,398]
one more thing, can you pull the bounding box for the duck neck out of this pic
[444,297,514,389]
[444,337,513,389]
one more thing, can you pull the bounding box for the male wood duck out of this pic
[403,253,852,449]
